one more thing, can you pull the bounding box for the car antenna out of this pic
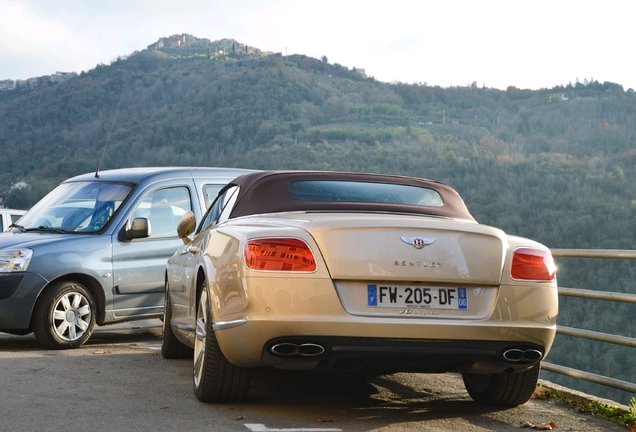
[95,91,124,178]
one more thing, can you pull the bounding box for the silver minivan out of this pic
[0,167,253,349]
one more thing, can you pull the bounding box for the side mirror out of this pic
[126,217,150,240]
[177,211,196,244]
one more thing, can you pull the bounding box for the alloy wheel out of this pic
[193,286,209,389]
[52,291,92,342]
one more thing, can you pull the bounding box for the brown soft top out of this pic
[226,170,475,222]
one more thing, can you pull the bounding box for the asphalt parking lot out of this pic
[0,320,629,432]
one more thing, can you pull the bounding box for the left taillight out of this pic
[510,247,556,281]
[244,238,317,272]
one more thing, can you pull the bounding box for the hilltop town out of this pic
[0,71,77,92]
[0,35,270,93]
[147,34,265,56]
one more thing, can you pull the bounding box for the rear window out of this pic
[288,181,444,207]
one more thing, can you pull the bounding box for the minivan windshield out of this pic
[15,181,133,233]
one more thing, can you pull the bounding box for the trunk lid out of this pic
[304,214,507,285]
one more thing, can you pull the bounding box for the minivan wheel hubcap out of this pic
[53,292,91,341]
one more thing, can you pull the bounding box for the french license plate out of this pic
[367,284,468,309]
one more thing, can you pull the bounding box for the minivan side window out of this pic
[133,187,192,238]
[203,184,225,208]
[199,186,239,233]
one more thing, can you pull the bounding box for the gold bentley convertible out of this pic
[163,170,557,405]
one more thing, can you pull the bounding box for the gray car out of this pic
[0,167,253,349]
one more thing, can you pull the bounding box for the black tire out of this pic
[193,282,252,402]
[32,280,96,349]
[462,363,541,406]
[162,286,194,359]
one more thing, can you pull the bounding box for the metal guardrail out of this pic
[541,249,636,395]
[551,248,636,259]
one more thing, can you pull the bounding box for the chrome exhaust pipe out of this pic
[270,343,299,356]
[521,349,543,361]
[297,343,325,356]
[270,342,325,357]
[502,348,543,362]
[502,349,524,361]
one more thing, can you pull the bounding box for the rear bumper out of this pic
[261,336,545,374]
[214,318,556,372]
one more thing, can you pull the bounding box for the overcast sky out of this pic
[1,0,634,90]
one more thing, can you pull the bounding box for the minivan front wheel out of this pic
[32,281,96,349]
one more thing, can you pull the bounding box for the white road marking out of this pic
[244,424,342,432]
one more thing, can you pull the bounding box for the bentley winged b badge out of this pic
[400,237,436,249]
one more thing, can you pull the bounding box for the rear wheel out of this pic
[193,281,252,402]
[462,363,540,406]
[161,286,193,359]
[32,281,96,349]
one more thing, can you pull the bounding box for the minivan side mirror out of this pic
[125,217,150,240]
[177,211,196,244]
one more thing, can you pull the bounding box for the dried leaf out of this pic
[234,416,245,421]
[520,420,558,430]
[313,418,333,423]
[531,387,549,399]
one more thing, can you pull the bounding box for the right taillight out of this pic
[510,248,556,281]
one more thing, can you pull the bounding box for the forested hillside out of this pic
[1,44,635,403]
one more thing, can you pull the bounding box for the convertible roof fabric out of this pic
[227,171,476,222]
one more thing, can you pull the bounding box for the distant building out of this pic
[0,80,15,91]
[50,71,77,83]
[11,181,30,190]
[27,77,39,88]
[549,93,568,103]
[1,72,76,92]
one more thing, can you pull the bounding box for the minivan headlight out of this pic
[0,249,33,272]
